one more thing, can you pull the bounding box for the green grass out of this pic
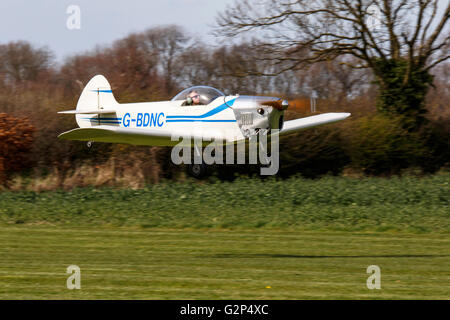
[0,173,448,232]
[0,174,448,299]
[0,226,448,299]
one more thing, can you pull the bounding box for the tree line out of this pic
[0,20,448,189]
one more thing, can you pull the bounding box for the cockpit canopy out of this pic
[171,86,225,105]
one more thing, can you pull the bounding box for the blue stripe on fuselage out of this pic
[166,119,236,122]
[90,90,113,93]
[166,98,236,119]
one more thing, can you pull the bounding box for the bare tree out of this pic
[144,25,190,95]
[216,0,450,127]
[0,41,53,86]
[60,33,164,102]
[296,56,372,105]
[176,42,301,96]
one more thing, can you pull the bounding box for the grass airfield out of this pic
[0,226,449,299]
[0,174,448,299]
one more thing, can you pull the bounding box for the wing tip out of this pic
[58,110,77,114]
[340,112,351,120]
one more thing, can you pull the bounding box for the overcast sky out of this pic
[0,0,235,63]
[0,0,447,65]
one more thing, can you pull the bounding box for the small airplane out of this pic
[58,75,350,177]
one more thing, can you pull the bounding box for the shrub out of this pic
[0,113,35,183]
[342,115,427,175]
[278,124,349,178]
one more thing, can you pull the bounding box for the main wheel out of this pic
[187,163,208,179]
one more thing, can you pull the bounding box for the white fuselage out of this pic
[76,95,246,143]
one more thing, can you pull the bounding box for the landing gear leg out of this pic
[187,144,209,178]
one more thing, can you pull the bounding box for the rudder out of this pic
[76,75,118,127]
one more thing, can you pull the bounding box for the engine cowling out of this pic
[230,96,288,137]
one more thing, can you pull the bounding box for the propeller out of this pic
[260,99,289,111]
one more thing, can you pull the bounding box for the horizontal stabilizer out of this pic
[58,109,116,114]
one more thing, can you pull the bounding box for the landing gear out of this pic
[85,141,94,151]
[187,163,208,179]
[186,144,209,179]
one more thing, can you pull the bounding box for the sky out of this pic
[0,0,236,63]
[0,0,447,65]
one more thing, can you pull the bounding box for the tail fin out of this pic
[75,75,118,127]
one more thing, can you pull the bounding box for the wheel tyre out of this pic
[187,163,208,179]
[85,141,94,152]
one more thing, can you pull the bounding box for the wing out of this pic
[58,125,237,147]
[58,113,350,146]
[280,113,350,135]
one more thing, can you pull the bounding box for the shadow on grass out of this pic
[208,254,450,259]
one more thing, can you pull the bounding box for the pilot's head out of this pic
[187,90,201,105]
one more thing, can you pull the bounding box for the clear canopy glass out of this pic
[171,86,225,105]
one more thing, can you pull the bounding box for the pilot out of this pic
[183,90,203,106]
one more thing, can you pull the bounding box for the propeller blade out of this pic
[261,99,289,111]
